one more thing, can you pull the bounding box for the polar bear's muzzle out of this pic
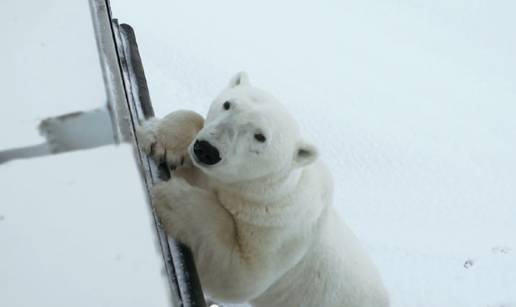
[193,140,222,166]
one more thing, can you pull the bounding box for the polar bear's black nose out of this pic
[193,140,221,165]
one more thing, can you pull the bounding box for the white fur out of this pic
[138,72,389,307]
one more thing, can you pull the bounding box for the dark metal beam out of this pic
[88,1,208,306]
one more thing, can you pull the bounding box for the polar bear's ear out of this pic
[294,142,318,167]
[228,71,251,88]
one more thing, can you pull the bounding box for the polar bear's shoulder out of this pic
[298,159,334,203]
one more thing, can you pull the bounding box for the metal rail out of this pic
[89,1,207,306]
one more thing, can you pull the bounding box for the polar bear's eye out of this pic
[223,101,231,110]
[254,133,266,143]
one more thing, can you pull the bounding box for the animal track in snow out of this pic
[491,246,512,254]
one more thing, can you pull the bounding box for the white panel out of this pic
[0,0,105,150]
[0,145,170,307]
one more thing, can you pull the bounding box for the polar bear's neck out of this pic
[212,168,305,226]
[219,167,301,202]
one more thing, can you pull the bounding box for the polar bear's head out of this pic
[189,72,317,183]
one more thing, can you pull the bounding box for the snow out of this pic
[0,145,170,307]
[0,0,105,150]
[109,0,516,306]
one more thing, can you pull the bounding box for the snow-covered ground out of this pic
[110,0,516,306]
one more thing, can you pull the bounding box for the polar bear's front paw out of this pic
[137,111,204,171]
[136,118,166,162]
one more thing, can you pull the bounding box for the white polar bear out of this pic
[137,72,389,307]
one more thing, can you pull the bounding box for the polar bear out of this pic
[137,72,389,307]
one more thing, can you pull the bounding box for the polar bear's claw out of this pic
[149,142,156,157]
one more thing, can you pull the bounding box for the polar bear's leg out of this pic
[152,178,277,302]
